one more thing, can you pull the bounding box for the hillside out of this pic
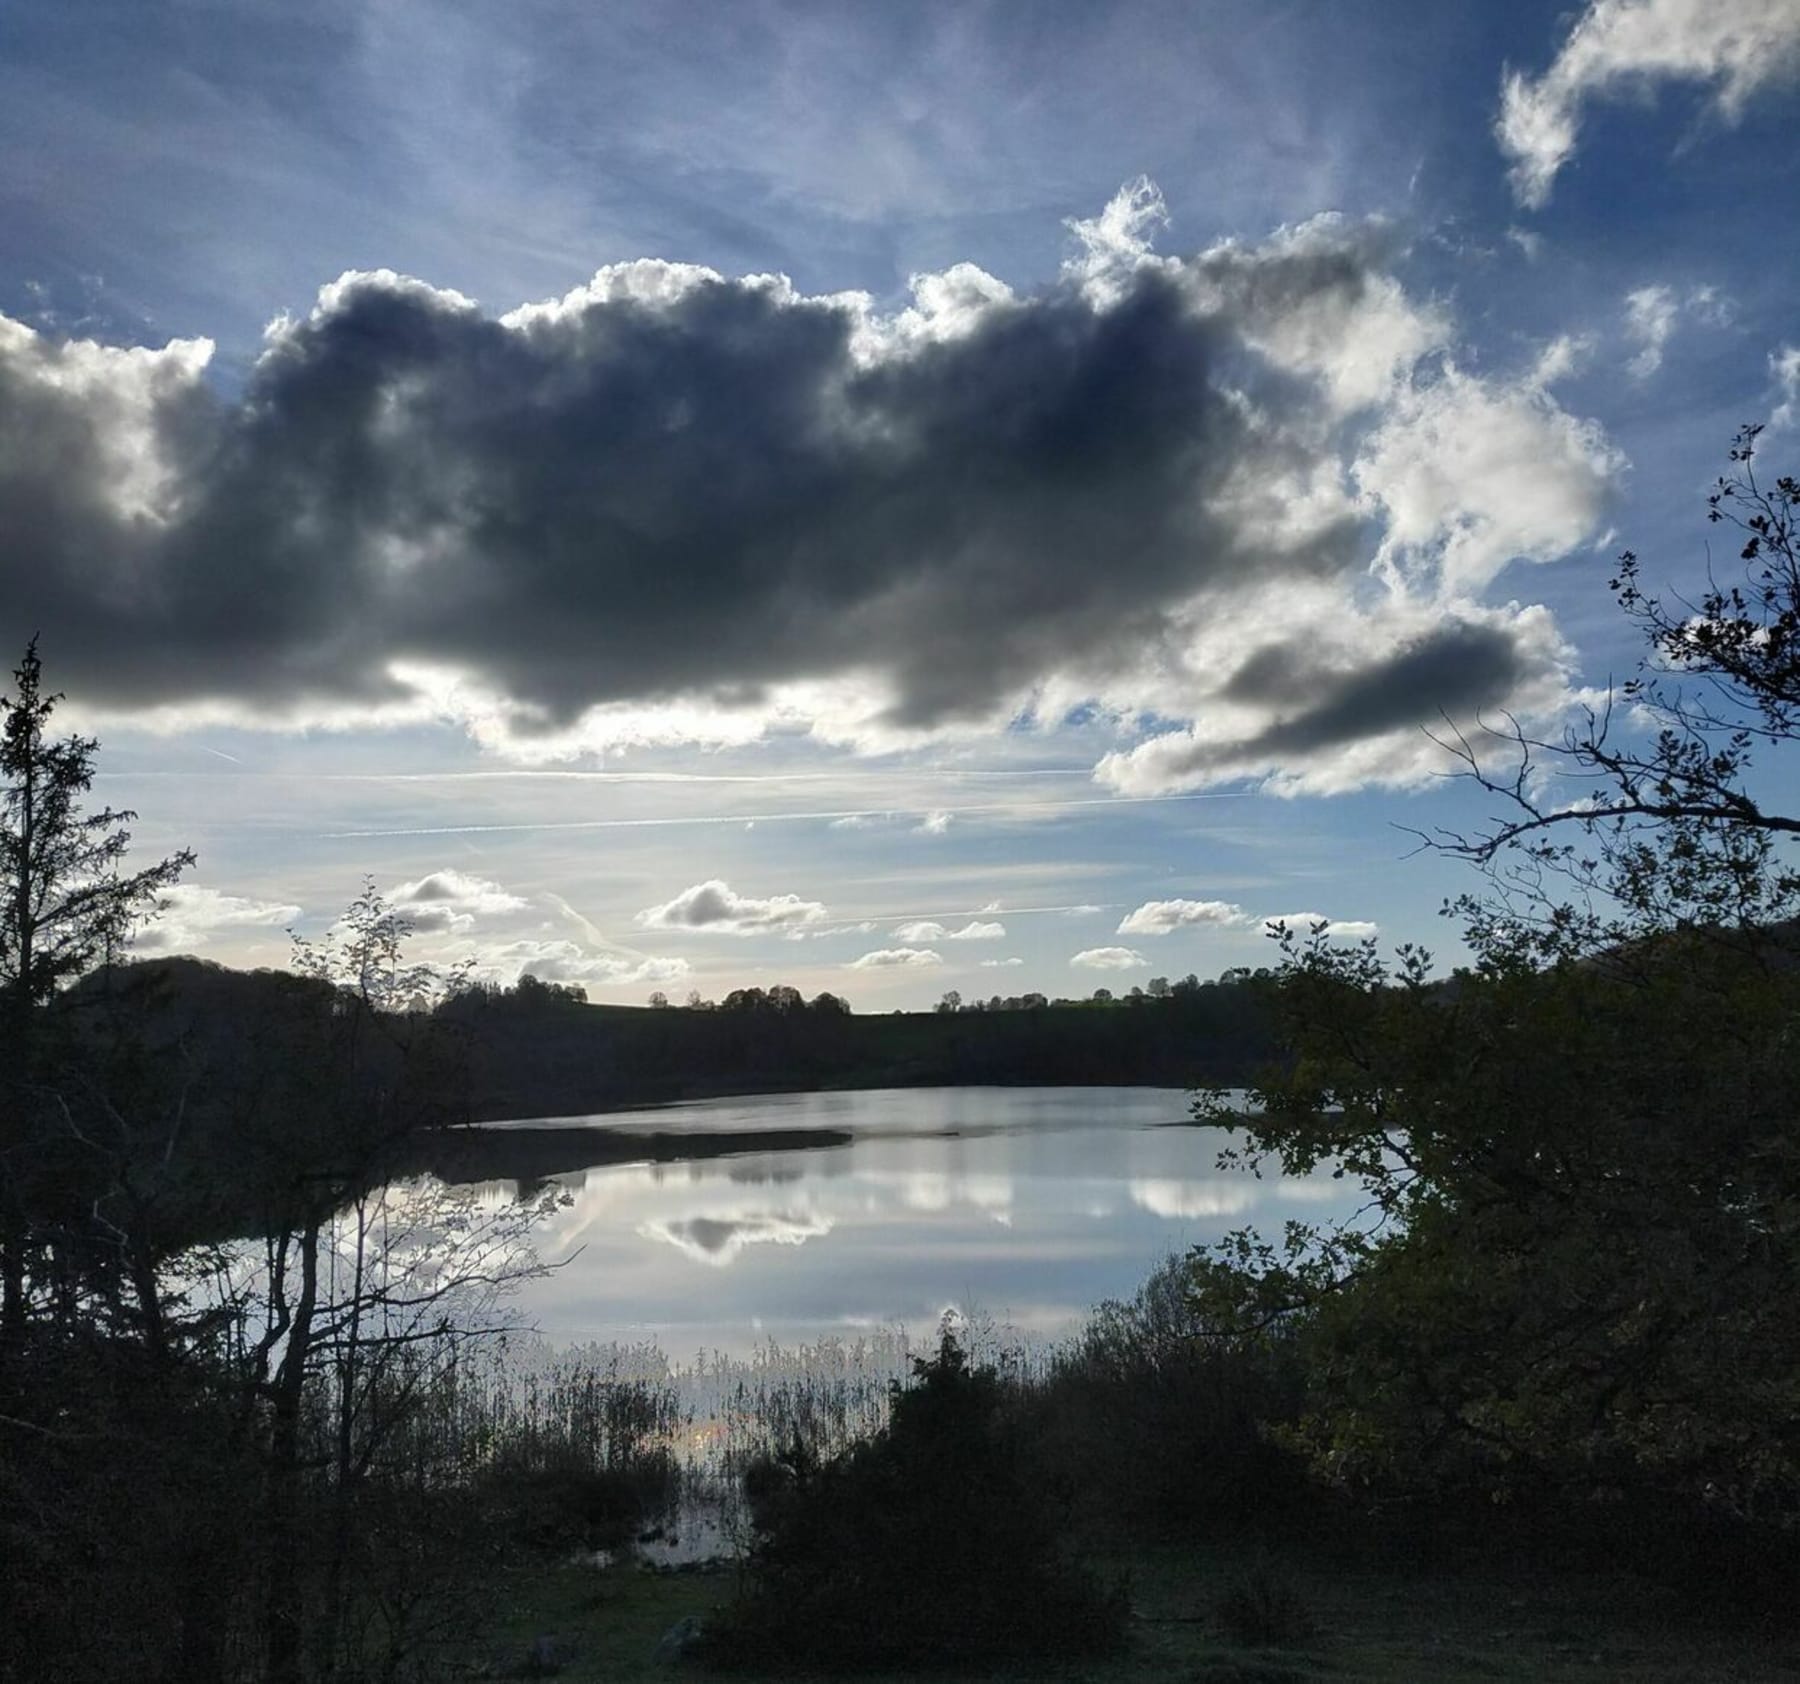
[69,956,1278,1123]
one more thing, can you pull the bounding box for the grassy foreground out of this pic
[479,1541,1800,1684]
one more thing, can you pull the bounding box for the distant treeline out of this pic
[438,965,1279,1118]
[70,954,1280,1122]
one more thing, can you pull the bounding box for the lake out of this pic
[451,1086,1350,1357]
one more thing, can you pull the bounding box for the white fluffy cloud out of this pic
[892,919,1006,942]
[1117,898,1246,936]
[981,957,1025,969]
[1071,946,1148,971]
[1356,365,1622,596]
[849,947,943,969]
[472,939,689,988]
[389,869,528,933]
[637,879,828,935]
[1114,897,1376,941]
[1498,0,1800,207]
[1261,913,1380,939]
[134,885,301,954]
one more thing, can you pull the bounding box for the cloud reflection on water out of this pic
[451,1088,1351,1354]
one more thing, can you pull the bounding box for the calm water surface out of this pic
[456,1086,1348,1356]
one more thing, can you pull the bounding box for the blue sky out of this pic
[3,0,1798,1006]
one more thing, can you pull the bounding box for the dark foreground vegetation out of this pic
[6,434,1800,1681]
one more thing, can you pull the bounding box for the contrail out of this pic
[106,765,1103,784]
[321,790,1255,840]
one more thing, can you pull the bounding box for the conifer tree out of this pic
[0,639,193,1338]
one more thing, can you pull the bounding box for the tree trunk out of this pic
[262,1219,320,1684]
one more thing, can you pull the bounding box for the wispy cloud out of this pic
[1498,0,1800,207]
[134,885,301,954]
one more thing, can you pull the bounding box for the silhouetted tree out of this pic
[1190,436,1800,1580]
[0,639,192,1340]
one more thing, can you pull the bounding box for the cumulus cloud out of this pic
[1071,946,1148,970]
[849,947,943,969]
[389,868,527,933]
[1096,600,1579,797]
[471,938,689,988]
[1115,897,1375,940]
[134,884,301,954]
[1261,913,1380,939]
[915,811,954,836]
[1117,898,1246,935]
[981,957,1025,968]
[892,919,1006,942]
[637,879,827,935]
[1498,0,1800,207]
[0,187,1616,795]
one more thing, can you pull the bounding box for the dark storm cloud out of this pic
[0,247,1381,730]
[1221,620,1528,759]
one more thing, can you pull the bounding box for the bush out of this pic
[1031,1255,1312,1538]
[702,1326,1127,1672]
[1213,1558,1317,1648]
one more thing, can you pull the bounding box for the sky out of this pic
[3,0,1799,1008]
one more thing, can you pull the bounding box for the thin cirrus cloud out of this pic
[1497,0,1800,208]
[636,879,828,935]
[0,182,1617,797]
[1620,283,1727,380]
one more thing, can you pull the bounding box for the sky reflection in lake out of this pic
[457,1087,1349,1356]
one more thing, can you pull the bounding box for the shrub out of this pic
[1213,1558,1317,1648]
[1032,1255,1312,1538]
[702,1325,1127,1672]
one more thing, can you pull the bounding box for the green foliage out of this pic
[1191,920,1800,1526]
[1186,438,1800,1571]
[1033,1254,1310,1537]
[703,1324,1127,1672]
